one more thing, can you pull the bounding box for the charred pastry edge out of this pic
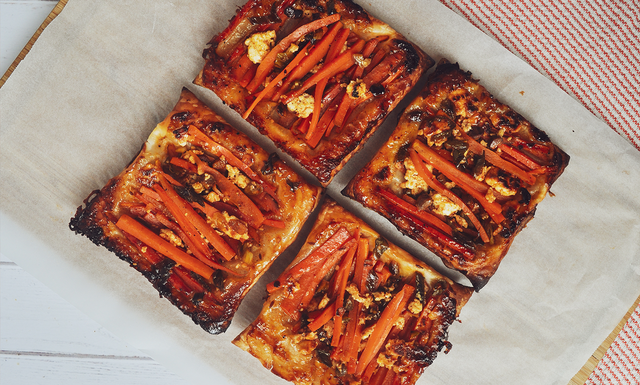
[194,0,434,187]
[343,61,570,291]
[233,198,473,384]
[69,89,322,334]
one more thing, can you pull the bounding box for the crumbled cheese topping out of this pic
[432,193,461,216]
[245,30,276,64]
[286,93,315,118]
[226,164,250,189]
[160,229,183,248]
[205,190,221,203]
[485,175,517,196]
[346,80,368,100]
[408,298,423,314]
[401,158,429,195]
[346,284,373,308]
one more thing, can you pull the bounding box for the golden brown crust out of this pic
[69,88,321,334]
[233,198,473,384]
[344,62,570,290]
[194,0,433,186]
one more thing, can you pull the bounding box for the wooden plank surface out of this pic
[0,1,637,384]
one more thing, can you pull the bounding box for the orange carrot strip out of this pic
[353,36,384,79]
[157,174,237,260]
[462,132,536,184]
[152,183,214,260]
[377,188,453,236]
[281,239,355,317]
[344,303,362,373]
[124,232,164,265]
[355,284,415,376]
[204,166,266,229]
[191,200,220,218]
[362,48,386,77]
[331,239,358,347]
[332,90,353,129]
[169,157,197,173]
[186,125,278,200]
[282,39,365,105]
[498,142,542,171]
[246,14,341,93]
[162,172,183,187]
[116,215,214,279]
[262,218,286,228]
[272,22,343,101]
[409,149,495,239]
[305,77,328,144]
[412,141,505,225]
[243,44,310,120]
[362,51,403,87]
[307,301,337,332]
[139,185,161,201]
[283,227,352,281]
[295,116,311,134]
[232,53,254,82]
[354,237,369,293]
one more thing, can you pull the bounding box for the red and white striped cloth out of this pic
[436,0,640,382]
[438,0,640,152]
[586,304,640,384]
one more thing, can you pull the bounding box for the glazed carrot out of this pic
[157,174,237,260]
[168,273,194,295]
[281,239,354,317]
[377,188,453,236]
[124,233,164,265]
[283,39,366,105]
[307,301,337,332]
[352,37,383,79]
[498,142,542,171]
[343,302,362,373]
[139,185,161,201]
[116,215,214,279]
[295,116,311,134]
[412,141,505,225]
[272,22,343,101]
[283,226,352,281]
[462,132,536,184]
[362,48,386,77]
[331,90,354,129]
[205,167,266,229]
[243,44,310,119]
[363,51,403,87]
[187,125,278,200]
[409,149,495,240]
[169,157,197,173]
[383,191,475,259]
[246,14,341,93]
[153,183,214,260]
[191,200,220,219]
[232,53,255,82]
[173,265,205,293]
[305,77,328,145]
[331,239,358,347]
[354,284,415,376]
[354,237,369,293]
[262,218,286,228]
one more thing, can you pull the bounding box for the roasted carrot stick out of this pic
[282,39,365,105]
[246,14,341,93]
[305,77,329,145]
[408,149,493,241]
[498,142,542,171]
[412,141,505,225]
[157,174,237,260]
[354,284,415,376]
[116,215,214,279]
[186,125,278,200]
[271,22,343,102]
[307,301,337,332]
[330,239,358,347]
[461,132,536,184]
[377,188,453,236]
[283,226,352,281]
[243,45,310,119]
[169,157,197,173]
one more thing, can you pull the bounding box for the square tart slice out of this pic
[343,61,570,291]
[69,88,321,334]
[233,198,473,385]
[194,0,433,186]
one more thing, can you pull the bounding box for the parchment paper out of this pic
[1,1,639,384]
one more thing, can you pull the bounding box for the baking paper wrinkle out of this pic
[1,1,639,385]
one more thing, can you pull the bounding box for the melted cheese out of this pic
[245,30,276,64]
[286,93,315,118]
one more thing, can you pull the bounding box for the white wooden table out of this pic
[0,2,186,383]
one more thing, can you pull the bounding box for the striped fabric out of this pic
[436,0,640,381]
[587,304,640,384]
[438,0,640,151]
